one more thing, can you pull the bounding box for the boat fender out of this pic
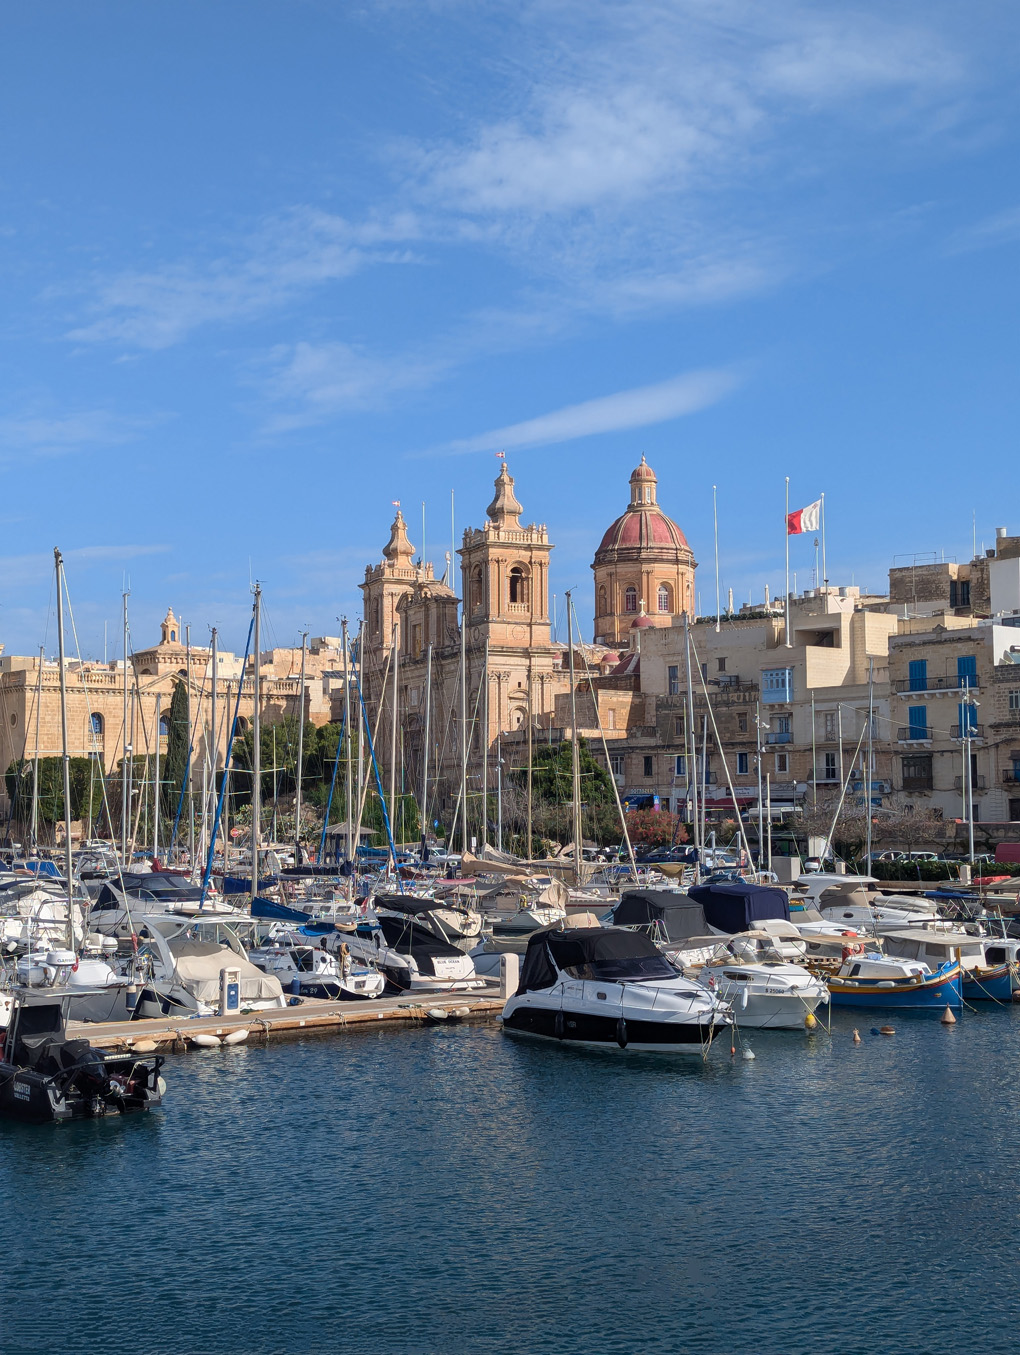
[616,1017,628,1049]
[554,1011,565,1040]
[222,1029,248,1045]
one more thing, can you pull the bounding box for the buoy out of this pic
[191,1033,221,1048]
[222,1029,248,1045]
[804,1012,817,1030]
[742,1048,755,1061]
[880,1026,895,1036]
[852,1028,861,1045]
[426,1008,448,1021]
[453,1006,471,1018]
[730,1044,736,1056]
[131,1039,157,1053]
[941,1006,957,1025]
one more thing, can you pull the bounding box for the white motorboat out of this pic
[502,926,732,1054]
[335,908,485,994]
[694,956,829,1029]
[249,939,385,1000]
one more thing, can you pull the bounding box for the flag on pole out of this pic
[495,450,506,460]
[787,498,821,535]
[391,499,400,507]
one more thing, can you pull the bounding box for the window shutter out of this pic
[908,660,927,692]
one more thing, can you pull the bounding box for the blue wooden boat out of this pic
[962,964,1014,1003]
[828,956,963,1010]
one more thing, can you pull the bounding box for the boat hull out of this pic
[730,992,828,1029]
[502,1003,722,1053]
[828,963,963,1010]
[962,965,1014,1003]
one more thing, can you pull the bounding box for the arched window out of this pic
[470,566,484,612]
[169,630,177,642]
[624,586,638,613]
[657,583,673,613]
[373,600,381,634]
[90,712,103,736]
[511,706,527,729]
[509,565,529,606]
[159,715,169,737]
[597,585,607,616]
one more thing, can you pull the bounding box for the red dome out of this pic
[601,651,621,666]
[630,613,655,629]
[596,506,690,557]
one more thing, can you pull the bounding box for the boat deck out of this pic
[67,985,506,1052]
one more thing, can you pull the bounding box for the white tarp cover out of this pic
[168,939,284,1005]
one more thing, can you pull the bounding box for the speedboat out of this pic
[827,952,963,1010]
[249,938,385,1000]
[694,955,829,1029]
[0,988,165,1124]
[337,910,485,994]
[502,926,732,1054]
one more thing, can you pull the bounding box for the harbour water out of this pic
[4,1010,1020,1355]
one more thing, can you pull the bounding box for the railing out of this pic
[955,775,987,790]
[1003,770,1020,785]
[951,724,982,739]
[895,675,979,693]
[898,726,931,741]
[765,731,792,745]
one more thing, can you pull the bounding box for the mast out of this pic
[481,639,489,848]
[121,590,129,864]
[864,658,875,869]
[526,659,533,862]
[388,621,399,868]
[186,623,195,867]
[153,692,161,860]
[53,549,75,949]
[683,612,701,882]
[342,621,353,865]
[565,589,583,887]
[209,626,218,870]
[295,631,307,860]
[459,597,468,857]
[251,582,262,903]
[421,642,432,854]
[30,644,43,853]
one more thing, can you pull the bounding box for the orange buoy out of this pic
[880,1026,895,1036]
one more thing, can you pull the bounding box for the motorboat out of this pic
[688,881,793,937]
[336,908,485,994]
[0,988,165,1123]
[609,890,721,968]
[249,937,385,1000]
[502,926,732,1053]
[694,955,829,1029]
[827,951,963,1010]
[881,929,1020,1003]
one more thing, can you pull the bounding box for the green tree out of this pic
[161,677,190,829]
[5,756,106,830]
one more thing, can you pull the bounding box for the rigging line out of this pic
[351,656,404,891]
[317,705,348,865]
[352,641,395,854]
[687,630,756,874]
[200,609,256,908]
[168,663,211,855]
[446,647,487,846]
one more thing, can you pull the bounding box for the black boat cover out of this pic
[688,881,790,933]
[516,927,675,993]
[375,914,465,964]
[612,890,708,941]
[374,892,442,917]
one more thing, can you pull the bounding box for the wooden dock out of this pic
[68,986,506,1053]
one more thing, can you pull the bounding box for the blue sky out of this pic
[2,1,1018,658]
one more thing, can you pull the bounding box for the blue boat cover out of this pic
[688,881,790,933]
[250,897,311,923]
[222,874,278,895]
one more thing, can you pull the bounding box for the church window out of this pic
[159,715,169,737]
[511,706,526,728]
[657,583,673,613]
[90,713,104,736]
[624,586,638,613]
[509,565,529,606]
[169,630,176,642]
[470,566,484,612]
[597,585,607,617]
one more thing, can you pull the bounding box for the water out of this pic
[4,1010,1020,1355]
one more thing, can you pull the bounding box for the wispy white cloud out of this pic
[67,208,422,349]
[945,204,1020,254]
[0,409,146,461]
[260,340,448,432]
[438,366,740,456]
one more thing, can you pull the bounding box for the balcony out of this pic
[764,731,792,745]
[950,724,983,741]
[895,676,980,695]
[1003,770,1020,785]
[898,727,932,744]
[955,775,987,790]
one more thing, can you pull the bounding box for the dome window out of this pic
[657,583,673,613]
[624,586,638,613]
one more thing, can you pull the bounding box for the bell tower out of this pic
[360,508,419,698]
[459,464,552,647]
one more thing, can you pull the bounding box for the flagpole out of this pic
[713,484,721,634]
[784,477,792,648]
[821,491,827,590]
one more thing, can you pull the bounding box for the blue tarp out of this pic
[688,881,790,933]
[250,896,311,923]
[222,874,278,895]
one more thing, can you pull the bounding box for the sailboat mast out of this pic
[388,621,400,867]
[683,612,701,882]
[341,621,353,865]
[565,590,583,887]
[53,549,75,948]
[186,623,195,867]
[526,659,533,862]
[30,644,43,853]
[121,590,129,864]
[459,599,468,857]
[294,631,307,860]
[481,639,489,849]
[251,583,262,902]
[209,627,218,870]
[421,642,432,851]
[153,692,161,860]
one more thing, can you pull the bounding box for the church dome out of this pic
[594,456,691,560]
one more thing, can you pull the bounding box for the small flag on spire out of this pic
[391,499,401,508]
[495,450,506,460]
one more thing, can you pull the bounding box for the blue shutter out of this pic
[957,655,977,689]
[957,702,978,735]
[908,707,928,739]
[908,660,927,692]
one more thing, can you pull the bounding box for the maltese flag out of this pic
[787,498,821,535]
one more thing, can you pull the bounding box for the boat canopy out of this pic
[374,892,444,917]
[251,897,311,923]
[689,881,790,933]
[167,940,284,1006]
[612,890,708,941]
[517,926,676,993]
[375,914,465,958]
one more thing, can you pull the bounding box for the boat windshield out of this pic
[561,954,678,983]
